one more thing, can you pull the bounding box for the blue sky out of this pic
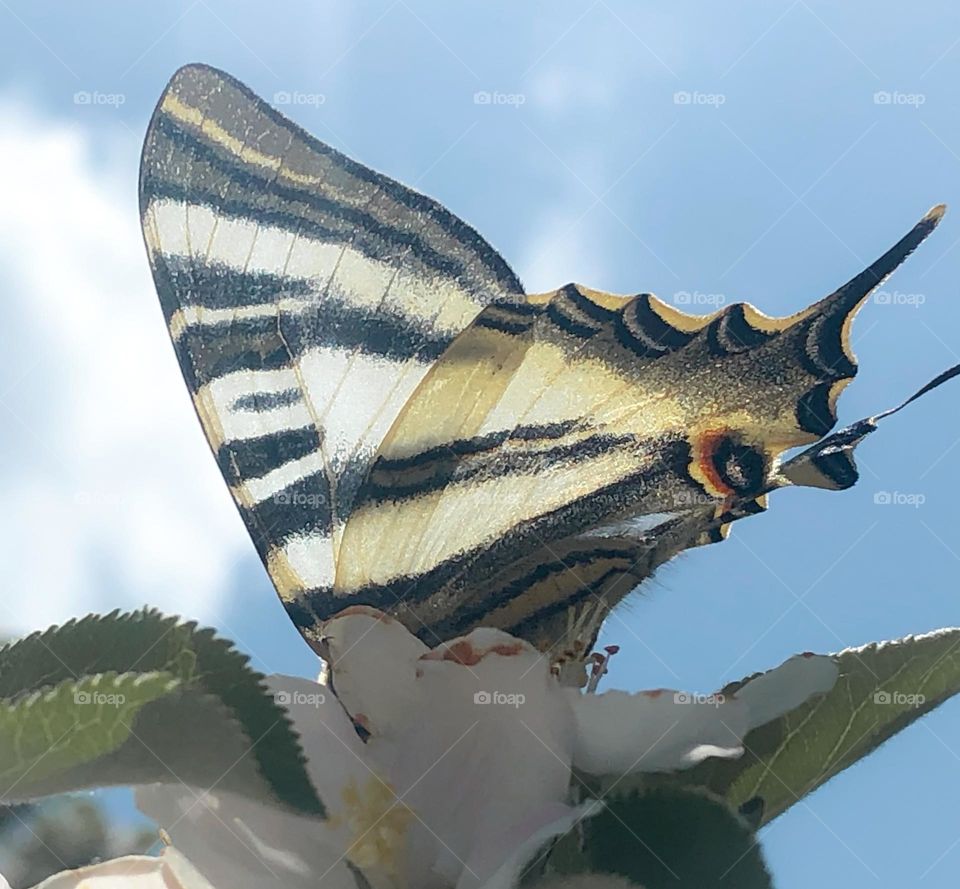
[0,2,959,886]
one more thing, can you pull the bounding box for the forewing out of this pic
[139,64,523,644]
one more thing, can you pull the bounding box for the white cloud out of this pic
[0,97,251,637]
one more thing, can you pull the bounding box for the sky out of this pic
[0,1,958,886]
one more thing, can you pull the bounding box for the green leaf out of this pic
[654,628,960,826]
[0,609,196,696]
[0,672,179,791]
[548,789,772,889]
[0,610,323,816]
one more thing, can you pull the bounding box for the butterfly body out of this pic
[140,64,955,661]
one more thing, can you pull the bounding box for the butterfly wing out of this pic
[142,66,950,657]
[333,209,945,648]
[139,64,523,646]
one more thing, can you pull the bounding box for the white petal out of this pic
[568,688,749,775]
[135,788,358,889]
[29,849,213,888]
[568,654,839,778]
[321,607,430,735]
[368,628,578,889]
[260,673,370,809]
[734,653,839,729]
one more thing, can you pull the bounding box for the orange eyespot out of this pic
[693,429,737,498]
[691,430,768,500]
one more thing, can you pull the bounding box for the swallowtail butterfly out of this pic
[139,64,958,661]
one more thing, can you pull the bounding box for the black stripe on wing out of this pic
[300,436,692,619]
[216,427,322,486]
[240,470,334,562]
[231,389,302,412]
[369,419,580,472]
[544,285,613,340]
[358,430,637,504]
[475,302,543,335]
[169,290,447,391]
[174,322,291,393]
[431,544,640,640]
[704,304,775,356]
[154,257,314,313]
[614,294,696,357]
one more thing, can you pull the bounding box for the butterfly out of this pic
[139,63,958,662]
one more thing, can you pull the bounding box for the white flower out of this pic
[23,608,837,889]
[26,850,210,888]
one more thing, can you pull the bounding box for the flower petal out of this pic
[28,849,213,888]
[134,788,358,889]
[568,688,748,775]
[260,673,370,811]
[733,653,839,729]
[568,654,839,777]
[365,628,578,889]
[321,607,429,736]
